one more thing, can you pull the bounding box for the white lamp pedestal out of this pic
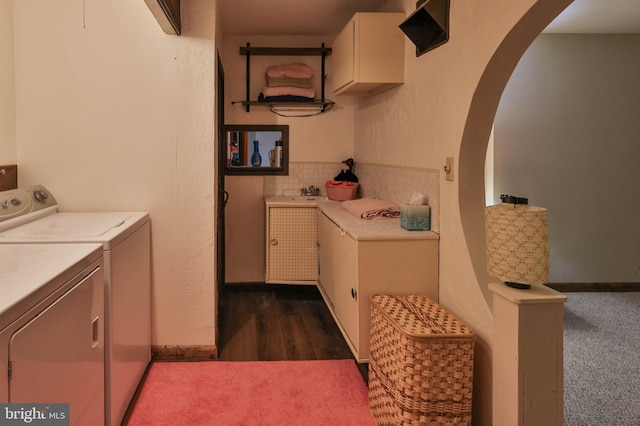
[489,283,567,426]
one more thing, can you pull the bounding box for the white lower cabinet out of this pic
[266,206,318,284]
[318,209,439,362]
[318,212,358,342]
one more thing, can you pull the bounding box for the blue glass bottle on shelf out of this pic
[251,140,262,167]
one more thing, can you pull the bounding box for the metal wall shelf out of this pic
[234,43,333,114]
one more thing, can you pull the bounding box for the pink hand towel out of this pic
[266,63,313,79]
[262,85,315,99]
[266,76,314,88]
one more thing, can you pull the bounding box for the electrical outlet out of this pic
[445,157,455,181]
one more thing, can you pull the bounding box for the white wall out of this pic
[495,34,640,283]
[12,0,217,348]
[220,2,573,421]
[0,0,16,164]
[222,34,356,283]
[352,0,572,422]
[222,35,355,162]
[5,0,578,421]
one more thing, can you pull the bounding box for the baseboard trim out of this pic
[151,345,218,361]
[224,282,319,293]
[546,282,640,292]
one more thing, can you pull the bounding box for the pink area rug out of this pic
[127,359,374,425]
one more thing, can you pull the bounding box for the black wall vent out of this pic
[144,0,181,35]
[399,0,449,57]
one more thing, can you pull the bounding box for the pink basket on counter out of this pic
[326,181,359,201]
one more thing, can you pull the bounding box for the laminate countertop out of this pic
[264,195,328,207]
[317,201,439,242]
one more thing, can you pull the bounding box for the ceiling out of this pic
[543,0,640,33]
[218,0,640,37]
[218,0,395,36]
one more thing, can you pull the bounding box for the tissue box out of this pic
[400,204,431,231]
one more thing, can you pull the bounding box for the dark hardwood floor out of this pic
[218,283,368,381]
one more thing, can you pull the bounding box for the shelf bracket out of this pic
[245,42,251,112]
[321,42,327,112]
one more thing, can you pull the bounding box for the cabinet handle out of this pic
[270,238,278,246]
[91,315,100,349]
[351,288,357,300]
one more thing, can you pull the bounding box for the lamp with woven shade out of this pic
[485,195,549,289]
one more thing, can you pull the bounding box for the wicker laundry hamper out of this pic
[368,294,476,425]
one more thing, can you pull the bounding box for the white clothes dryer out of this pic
[0,185,151,426]
[0,243,105,426]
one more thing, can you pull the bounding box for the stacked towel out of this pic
[266,76,313,88]
[266,63,312,79]
[342,198,401,220]
[261,63,315,102]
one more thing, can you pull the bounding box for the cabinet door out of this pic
[267,207,318,283]
[318,212,337,305]
[318,212,358,351]
[355,13,405,85]
[333,16,356,92]
[333,13,405,96]
[331,225,359,351]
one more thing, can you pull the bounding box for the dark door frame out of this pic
[215,50,226,352]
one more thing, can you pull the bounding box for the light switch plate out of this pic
[445,157,454,181]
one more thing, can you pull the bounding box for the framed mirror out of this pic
[224,124,289,175]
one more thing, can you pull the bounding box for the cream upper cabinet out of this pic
[332,12,405,96]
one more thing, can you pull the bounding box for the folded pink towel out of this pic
[342,198,401,220]
[266,63,313,79]
[266,76,313,88]
[262,85,315,99]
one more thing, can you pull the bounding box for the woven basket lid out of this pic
[371,294,475,339]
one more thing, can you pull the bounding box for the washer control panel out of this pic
[0,185,57,223]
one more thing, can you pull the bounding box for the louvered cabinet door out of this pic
[266,207,318,284]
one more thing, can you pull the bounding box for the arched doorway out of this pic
[492,20,640,426]
[456,1,573,423]
[459,0,573,307]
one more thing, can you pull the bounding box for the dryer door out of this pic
[9,266,104,426]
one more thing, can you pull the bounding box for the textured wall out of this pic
[222,34,356,283]
[12,0,217,346]
[7,0,578,422]
[0,0,16,164]
[353,0,572,423]
[495,34,640,283]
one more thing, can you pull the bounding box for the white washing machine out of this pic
[0,243,105,426]
[0,185,151,426]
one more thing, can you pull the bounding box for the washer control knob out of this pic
[0,200,8,209]
[11,198,22,206]
[33,189,49,202]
